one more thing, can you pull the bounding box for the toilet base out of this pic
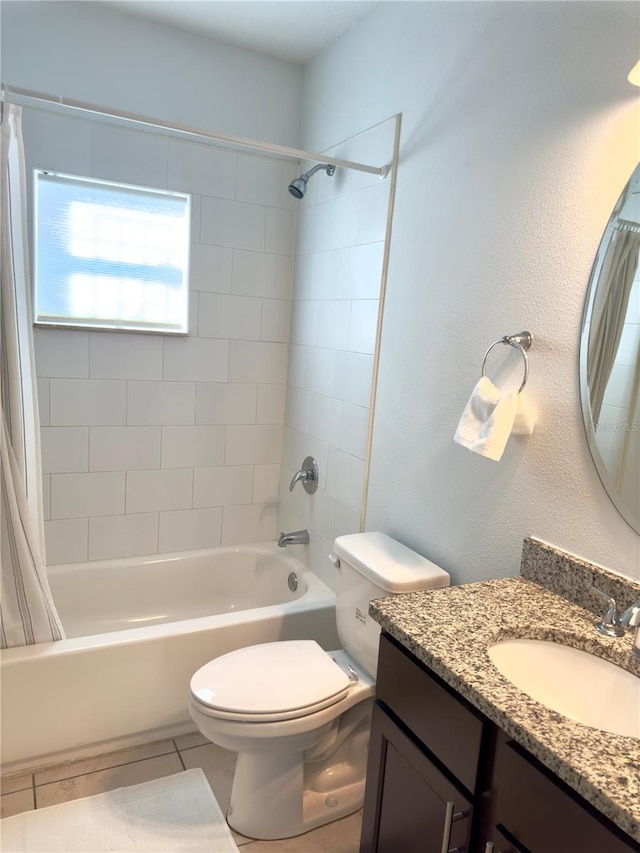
[227,751,366,840]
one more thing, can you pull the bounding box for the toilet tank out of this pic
[332,532,449,678]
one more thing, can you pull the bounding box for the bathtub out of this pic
[1,544,339,774]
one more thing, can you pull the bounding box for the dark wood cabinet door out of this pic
[360,703,473,853]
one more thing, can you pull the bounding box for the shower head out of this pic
[288,163,336,199]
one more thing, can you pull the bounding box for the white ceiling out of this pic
[106,1,380,64]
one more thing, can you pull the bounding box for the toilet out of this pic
[188,532,450,840]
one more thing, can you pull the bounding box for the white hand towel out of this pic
[454,376,518,461]
[512,393,537,435]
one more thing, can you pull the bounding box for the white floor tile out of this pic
[35,753,183,808]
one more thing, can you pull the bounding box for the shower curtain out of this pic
[587,226,640,422]
[1,103,65,647]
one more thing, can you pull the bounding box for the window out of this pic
[33,171,190,334]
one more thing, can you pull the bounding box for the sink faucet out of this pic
[592,585,625,637]
[621,603,640,658]
[277,529,310,548]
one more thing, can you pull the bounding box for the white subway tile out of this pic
[168,141,236,199]
[90,125,168,188]
[190,244,233,293]
[287,345,307,390]
[201,197,265,250]
[229,341,288,384]
[316,300,351,350]
[41,427,89,474]
[289,299,318,347]
[45,518,88,565]
[232,250,292,300]
[158,507,222,553]
[89,426,161,471]
[51,472,125,519]
[198,294,262,341]
[309,394,343,446]
[126,468,193,513]
[50,379,126,426]
[89,332,163,380]
[265,208,295,255]
[193,465,254,508]
[37,379,50,427]
[333,352,374,407]
[226,424,283,465]
[236,155,297,209]
[127,381,195,425]
[285,387,312,435]
[196,383,257,425]
[261,299,291,342]
[89,513,159,561]
[304,348,337,397]
[308,487,336,541]
[23,110,92,176]
[348,299,379,354]
[42,475,51,521]
[34,329,89,378]
[257,384,286,424]
[163,337,229,382]
[326,447,365,509]
[161,425,226,468]
[340,403,370,460]
[333,499,361,539]
[253,464,280,504]
[221,503,277,545]
[356,182,390,245]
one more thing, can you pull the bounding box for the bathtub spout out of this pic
[278,530,310,547]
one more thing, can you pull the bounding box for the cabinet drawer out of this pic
[497,742,640,853]
[376,633,487,793]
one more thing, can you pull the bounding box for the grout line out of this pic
[32,746,178,787]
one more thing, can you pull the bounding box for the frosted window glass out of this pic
[34,171,190,333]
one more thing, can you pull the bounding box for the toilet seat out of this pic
[190,640,351,722]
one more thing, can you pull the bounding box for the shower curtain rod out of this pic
[1,84,389,178]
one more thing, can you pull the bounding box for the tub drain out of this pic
[288,572,298,592]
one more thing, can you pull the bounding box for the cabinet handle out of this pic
[440,801,465,853]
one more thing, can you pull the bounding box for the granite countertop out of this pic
[369,576,640,843]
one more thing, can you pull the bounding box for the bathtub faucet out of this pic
[278,530,310,548]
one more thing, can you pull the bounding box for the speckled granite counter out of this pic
[369,573,640,844]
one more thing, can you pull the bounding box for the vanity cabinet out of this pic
[360,633,640,853]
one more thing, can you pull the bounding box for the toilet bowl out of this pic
[189,532,449,840]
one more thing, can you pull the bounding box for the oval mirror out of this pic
[579,163,640,534]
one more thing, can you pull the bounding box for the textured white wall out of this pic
[1,1,302,145]
[302,1,640,582]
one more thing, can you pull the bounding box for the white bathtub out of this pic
[1,544,339,774]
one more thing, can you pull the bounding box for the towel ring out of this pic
[481,331,533,394]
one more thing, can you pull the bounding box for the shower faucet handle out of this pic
[288,456,319,494]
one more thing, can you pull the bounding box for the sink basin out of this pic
[488,639,640,738]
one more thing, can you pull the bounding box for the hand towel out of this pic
[454,376,518,461]
[511,393,537,435]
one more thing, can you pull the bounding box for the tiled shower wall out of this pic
[277,120,396,589]
[23,109,297,564]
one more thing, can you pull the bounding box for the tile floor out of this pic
[0,732,362,852]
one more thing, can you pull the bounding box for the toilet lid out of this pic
[190,640,350,721]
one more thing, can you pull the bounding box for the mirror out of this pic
[580,163,640,534]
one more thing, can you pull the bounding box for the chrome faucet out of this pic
[592,585,625,637]
[621,602,640,658]
[289,456,318,494]
[277,529,310,548]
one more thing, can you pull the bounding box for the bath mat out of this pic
[0,768,240,852]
